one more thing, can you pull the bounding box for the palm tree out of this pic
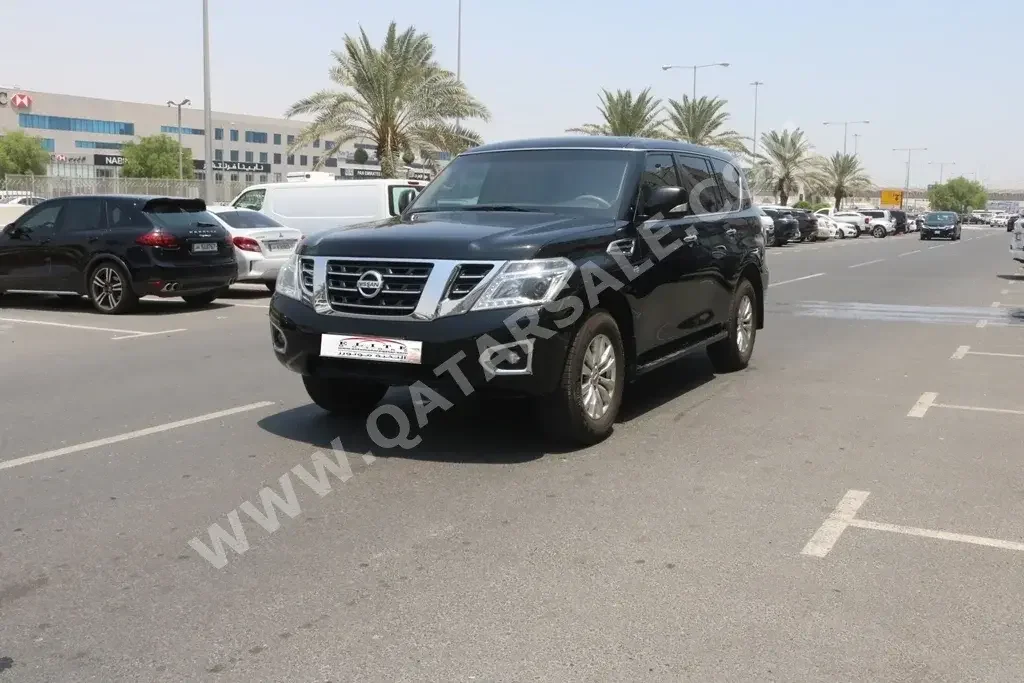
[810,152,872,210]
[754,128,814,206]
[665,95,747,154]
[285,22,490,178]
[567,88,665,138]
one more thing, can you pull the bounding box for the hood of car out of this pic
[299,211,617,261]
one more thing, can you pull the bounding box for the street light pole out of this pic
[929,161,955,184]
[852,133,861,156]
[894,147,927,209]
[662,62,730,100]
[202,0,214,202]
[823,120,870,155]
[750,81,763,158]
[455,0,462,132]
[167,98,191,180]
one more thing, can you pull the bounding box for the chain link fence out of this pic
[0,175,251,205]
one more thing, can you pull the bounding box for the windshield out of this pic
[924,212,957,226]
[213,210,283,229]
[407,148,636,218]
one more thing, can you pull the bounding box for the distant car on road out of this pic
[2,195,46,207]
[761,207,799,246]
[1007,215,1019,233]
[206,206,302,292]
[1012,219,1024,263]
[763,205,817,242]
[755,207,775,246]
[855,209,896,237]
[0,195,236,313]
[920,211,961,241]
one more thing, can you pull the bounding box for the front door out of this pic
[50,197,106,292]
[0,201,65,291]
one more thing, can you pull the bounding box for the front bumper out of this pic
[235,249,291,283]
[269,295,572,396]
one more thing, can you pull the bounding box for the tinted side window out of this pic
[60,198,104,233]
[639,153,679,213]
[674,154,721,214]
[17,203,64,235]
[709,158,751,211]
[233,189,266,211]
[106,199,151,229]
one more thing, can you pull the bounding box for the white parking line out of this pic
[977,320,989,328]
[951,345,1024,360]
[225,302,271,309]
[769,273,825,288]
[803,489,1024,558]
[928,244,947,250]
[898,249,922,257]
[991,302,1001,308]
[849,259,885,269]
[0,316,188,340]
[907,392,1024,418]
[0,401,275,472]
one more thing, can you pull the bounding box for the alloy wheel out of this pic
[580,333,616,421]
[736,295,754,356]
[91,267,123,312]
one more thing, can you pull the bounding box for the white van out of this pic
[229,178,425,236]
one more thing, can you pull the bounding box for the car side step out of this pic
[633,330,728,377]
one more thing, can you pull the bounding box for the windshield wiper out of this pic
[460,205,538,212]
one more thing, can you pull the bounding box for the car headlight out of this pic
[276,252,302,300]
[470,257,575,311]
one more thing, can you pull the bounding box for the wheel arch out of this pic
[739,262,765,330]
[594,290,636,379]
[82,253,133,293]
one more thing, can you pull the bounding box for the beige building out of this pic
[0,87,440,189]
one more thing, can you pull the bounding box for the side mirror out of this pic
[2,223,16,236]
[397,190,416,214]
[644,186,686,218]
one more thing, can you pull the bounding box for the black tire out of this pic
[873,226,885,238]
[837,229,845,240]
[87,261,138,315]
[538,309,625,446]
[265,281,276,293]
[708,279,757,373]
[805,233,816,243]
[855,227,862,237]
[302,375,390,416]
[182,287,227,308]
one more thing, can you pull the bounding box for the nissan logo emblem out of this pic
[356,270,384,298]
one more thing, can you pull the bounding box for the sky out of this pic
[5,0,1023,188]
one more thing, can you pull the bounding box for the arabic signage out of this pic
[407,171,432,181]
[193,160,271,174]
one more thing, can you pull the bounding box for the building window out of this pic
[215,128,223,140]
[287,154,295,165]
[214,149,223,161]
[39,138,55,152]
[96,167,117,178]
[273,133,282,145]
[245,174,254,182]
[230,173,238,182]
[160,125,204,135]
[230,150,239,161]
[325,157,338,168]
[19,113,135,136]
[313,138,320,148]
[230,129,239,142]
[312,156,320,166]
[259,174,268,183]
[215,173,224,182]
[259,152,268,163]
[74,140,123,150]
[300,155,308,166]
[287,134,295,145]
[273,153,282,164]
[244,131,268,144]
[245,151,254,162]
[325,141,335,150]
[274,173,282,182]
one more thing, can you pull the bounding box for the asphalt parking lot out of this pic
[2,227,1022,682]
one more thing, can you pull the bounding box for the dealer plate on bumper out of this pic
[320,334,423,364]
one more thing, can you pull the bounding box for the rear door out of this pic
[50,197,105,291]
[0,200,65,290]
[710,156,758,308]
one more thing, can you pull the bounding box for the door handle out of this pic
[683,234,698,244]
[606,238,636,258]
[726,228,737,236]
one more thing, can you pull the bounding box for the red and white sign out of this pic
[10,93,32,109]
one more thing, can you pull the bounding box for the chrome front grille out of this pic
[300,258,314,294]
[325,259,433,316]
[446,264,494,300]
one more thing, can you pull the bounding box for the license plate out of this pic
[265,239,297,251]
[320,334,422,364]
[192,242,218,253]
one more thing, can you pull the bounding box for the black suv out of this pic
[0,195,236,313]
[890,209,909,234]
[269,138,769,445]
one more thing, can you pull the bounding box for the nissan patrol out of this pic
[268,137,769,445]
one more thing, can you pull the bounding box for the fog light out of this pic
[479,340,534,377]
[270,324,288,354]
